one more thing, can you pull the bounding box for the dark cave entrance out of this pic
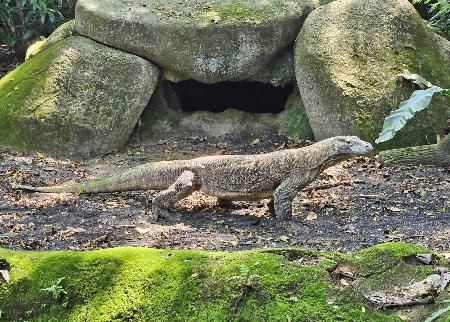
[170,80,294,114]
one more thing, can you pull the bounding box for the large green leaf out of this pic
[424,304,450,322]
[375,86,444,144]
[398,70,433,89]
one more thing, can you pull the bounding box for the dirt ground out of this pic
[0,133,449,253]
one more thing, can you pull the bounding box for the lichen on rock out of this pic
[140,80,183,138]
[0,36,159,158]
[75,0,326,84]
[295,0,450,148]
[247,50,296,87]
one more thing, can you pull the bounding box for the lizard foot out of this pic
[266,199,276,217]
[153,206,182,222]
[217,198,237,209]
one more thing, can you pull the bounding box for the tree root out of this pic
[379,134,450,167]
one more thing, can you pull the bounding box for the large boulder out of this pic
[0,36,159,158]
[75,0,329,84]
[295,0,450,148]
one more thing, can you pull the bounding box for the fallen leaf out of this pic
[211,15,221,23]
[289,296,299,302]
[416,253,433,265]
[250,138,261,145]
[61,227,86,237]
[279,236,289,242]
[0,270,10,284]
[135,227,152,235]
[306,212,317,221]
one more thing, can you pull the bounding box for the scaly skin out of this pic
[15,136,373,219]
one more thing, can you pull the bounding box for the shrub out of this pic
[410,0,450,38]
[0,0,75,52]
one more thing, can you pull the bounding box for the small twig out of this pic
[305,180,365,192]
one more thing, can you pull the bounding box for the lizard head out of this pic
[311,136,373,171]
[330,136,374,157]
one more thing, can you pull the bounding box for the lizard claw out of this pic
[153,206,182,222]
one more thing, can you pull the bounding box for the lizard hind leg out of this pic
[217,198,234,208]
[152,170,200,220]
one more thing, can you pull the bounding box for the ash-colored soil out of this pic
[0,134,449,253]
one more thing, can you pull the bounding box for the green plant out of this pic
[0,0,75,51]
[411,0,450,37]
[424,300,450,322]
[41,277,69,307]
[375,70,450,143]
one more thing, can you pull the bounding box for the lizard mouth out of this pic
[351,143,374,155]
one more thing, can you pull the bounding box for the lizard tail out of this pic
[12,183,86,193]
[11,161,184,194]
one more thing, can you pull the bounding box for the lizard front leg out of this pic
[152,170,199,220]
[273,173,310,220]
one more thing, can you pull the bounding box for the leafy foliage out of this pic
[376,71,450,144]
[410,0,450,37]
[40,277,69,307]
[0,0,75,51]
[424,300,450,322]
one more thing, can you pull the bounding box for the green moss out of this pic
[295,0,450,149]
[0,243,445,321]
[278,88,314,140]
[0,36,159,158]
[216,2,267,22]
[199,0,288,23]
[0,41,61,149]
[26,20,76,60]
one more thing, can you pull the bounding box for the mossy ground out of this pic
[0,243,446,321]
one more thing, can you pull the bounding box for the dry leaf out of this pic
[340,279,350,286]
[61,227,86,237]
[0,270,10,284]
[279,236,289,242]
[306,212,318,221]
[211,15,221,23]
[135,227,152,235]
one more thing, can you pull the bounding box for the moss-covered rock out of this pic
[75,0,329,84]
[278,87,314,139]
[246,51,296,87]
[26,20,76,60]
[0,36,159,158]
[295,0,450,149]
[140,80,183,138]
[0,243,447,321]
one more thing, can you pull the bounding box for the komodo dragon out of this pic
[15,136,373,219]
